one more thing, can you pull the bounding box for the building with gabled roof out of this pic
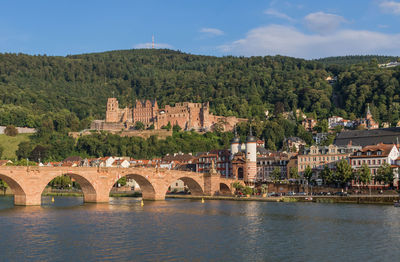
[350,143,400,188]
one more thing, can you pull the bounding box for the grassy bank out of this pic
[0,134,31,159]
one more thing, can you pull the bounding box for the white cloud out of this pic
[304,12,347,34]
[134,42,173,49]
[199,27,224,36]
[219,25,400,59]
[264,8,295,22]
[380,1,400,14]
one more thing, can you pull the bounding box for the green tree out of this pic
[134,121,145,130]
[376,162,394,186]
[0,179,8,194]
[313,119,329,133]
[303,165,313,184]
[271,167,282,182]
[162,121,172,131]
[335,159,353,187]
[243,186,253,196]
[319,165,333,185]
[289,167,299,180]
[0,145,3,159]
[49,175,72,189]
[232,181,244,194]
[117,176,127,187]
[260,184,268,195]
[356,163,371,186]
[16,141,34,160]
[172,124,182,133]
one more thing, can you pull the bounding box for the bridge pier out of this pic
[203,173,220,196]
[83,193,109,203]
[142,191,165,201]
[14,193,41,206]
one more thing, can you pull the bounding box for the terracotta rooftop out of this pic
[351,143,396,158]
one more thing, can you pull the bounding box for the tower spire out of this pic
[152,34,155,49]
[366,103,371,116]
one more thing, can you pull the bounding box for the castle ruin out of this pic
[91,98,247,132]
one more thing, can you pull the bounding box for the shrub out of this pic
[4,125,18,137]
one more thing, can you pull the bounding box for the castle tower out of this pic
[106,98,119,123]
[245,126,257,185]
[230,126,240,160]
[201,102,210,130]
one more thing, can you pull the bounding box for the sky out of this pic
[1,0,400,59]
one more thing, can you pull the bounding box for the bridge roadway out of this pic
[0,166,240,206]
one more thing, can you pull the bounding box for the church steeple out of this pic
[366,103,372,119]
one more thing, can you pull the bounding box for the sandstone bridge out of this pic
[0,166,242,206]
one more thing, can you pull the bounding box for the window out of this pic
[367,151,371,156]
[377,151,382,156]
[378,160,381,164]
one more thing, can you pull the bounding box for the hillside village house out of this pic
[350,143,400,188]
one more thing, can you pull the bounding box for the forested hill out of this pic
[0,49,400,130]
[316,55,399,66]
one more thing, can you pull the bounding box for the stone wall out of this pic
[69,129,173,140]
[0,126,36,134]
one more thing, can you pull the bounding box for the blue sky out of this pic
[1,0,400,59]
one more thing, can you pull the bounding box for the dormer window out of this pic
[357,152,362,156]
[377,151,382,156]
[367,151,371,156]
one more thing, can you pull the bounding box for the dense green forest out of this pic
[1,49,400,161]
[1,49,400,129]
[316,55,399,66]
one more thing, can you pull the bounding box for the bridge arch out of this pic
[40,172,98,203]
[219,182,231,195]
[166,176,204,197]
[0,173,27,205]
[109,174,157,200]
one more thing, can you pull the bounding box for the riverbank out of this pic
[166,194,400,205]
[2,192,398,205]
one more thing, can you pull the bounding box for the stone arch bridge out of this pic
[0,166,242,206]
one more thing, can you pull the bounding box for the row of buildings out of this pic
[44,127,400,189]
[91,97,247,132]
[303,105,379,132]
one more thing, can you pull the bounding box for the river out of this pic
[0,196,399,262]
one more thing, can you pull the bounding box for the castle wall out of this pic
[103,98,246,132]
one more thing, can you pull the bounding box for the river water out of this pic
[0,196,399,262]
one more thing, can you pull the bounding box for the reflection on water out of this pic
[0,196,400,261]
